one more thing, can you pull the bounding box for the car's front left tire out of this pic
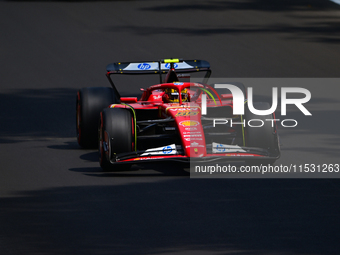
[99,108,135,171]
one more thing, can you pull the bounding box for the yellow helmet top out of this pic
[164,88,188,103]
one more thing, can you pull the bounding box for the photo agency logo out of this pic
[201,84,312,128]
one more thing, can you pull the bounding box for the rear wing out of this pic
[106,59,210,74]
[106,58,211,98]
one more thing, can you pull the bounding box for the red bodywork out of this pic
[110,82,267,164]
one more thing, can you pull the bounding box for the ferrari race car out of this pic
[76,59,280,171]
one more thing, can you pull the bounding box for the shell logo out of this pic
[179,120,200,127]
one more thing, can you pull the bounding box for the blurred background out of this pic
[0,0,340,254]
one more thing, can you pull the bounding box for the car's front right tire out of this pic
[76,87,119,149]
[244,102,280,165]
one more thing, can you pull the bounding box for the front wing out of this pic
[110,144,280,165]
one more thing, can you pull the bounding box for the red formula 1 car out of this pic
[76,59,280,170]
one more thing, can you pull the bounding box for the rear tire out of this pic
[244,102,280,165]
[99,108,134,171]
[76,87,119,148]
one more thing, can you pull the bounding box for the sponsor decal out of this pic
[124,63,157,71]
[187,143,205,148]
[168,107,198,112]
[162,146,173,154]
[141,144,177,156]
[173,81,183,85]
[185,138,203,141]
[153,95,162,100]
[212,142,246,153]
[175,111,199,117]
[179,120,200,127]
[190,142,205,148]
[185,127,197,131]
[178,108,198,111]
[137,63,151,70]
[216,144,226,152]
[184,131,201,135]
[124,62,194,72]
[184,135,202,137]
[165,63,179,69]
[161,62,193,70]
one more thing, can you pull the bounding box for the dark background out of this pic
[1,0,340,254]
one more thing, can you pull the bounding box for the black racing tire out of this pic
[244,102,280,165]
[99,108,134,171]
[76,87,119,149]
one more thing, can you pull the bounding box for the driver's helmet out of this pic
[162,88,188,103]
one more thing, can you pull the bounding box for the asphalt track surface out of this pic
[1,0,340,254]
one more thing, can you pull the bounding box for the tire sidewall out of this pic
[244,102,280,157]
[76,87,118,148]
[99,108,134,170]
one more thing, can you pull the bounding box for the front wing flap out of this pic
[111,144,279,164]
